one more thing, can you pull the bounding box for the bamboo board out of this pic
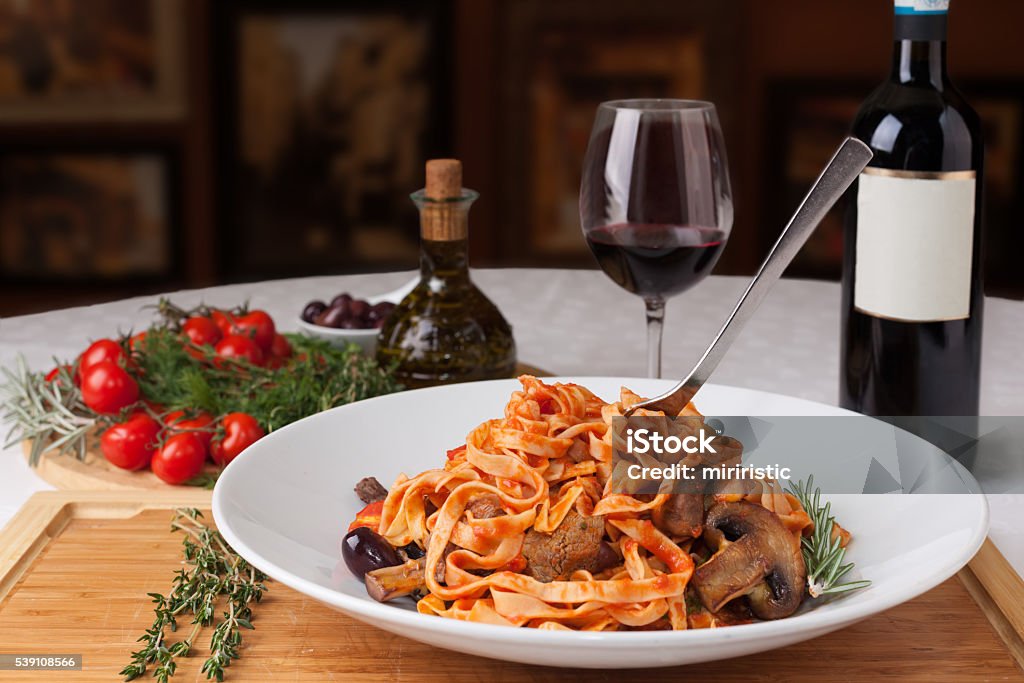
[22,363,551,491]
[0,491,1021,682]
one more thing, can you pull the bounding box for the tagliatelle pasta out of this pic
[369,376,823,630]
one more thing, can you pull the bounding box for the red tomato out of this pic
[78,339,126,377]
[347,500,384,532]
[182,316,222,347]
[270,333,292,358]
[210,412,265,466]
[214,335,265,367]
[211,309,238,337]
[128,331,148,351]
[44,365,74,385]
[100,413,161,470]
[233,310,276,351]
[151,433,206,485]
[80,360,139,414]
[163,410,215,451]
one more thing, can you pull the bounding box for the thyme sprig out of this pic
[787,476,871,598]
[1,356,95,465]
[121,508,267,682]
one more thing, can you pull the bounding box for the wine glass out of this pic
[580,99,733,378]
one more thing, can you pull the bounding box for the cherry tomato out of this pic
[100,413,161,470]
[151,433,206,485]
[128,331,148,351]
[80,360,139,414]
[211,309,238,337]
[78,339,126,377]
[182,316,222,347]
[163,410,215,451]
[44,365,74,385]
[214,335,265,367]
[210,412,265,466]
[233,310,276,351]
[270,333,292,359]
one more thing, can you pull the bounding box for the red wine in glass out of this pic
[585,223,727,299]
[579,100,733,378]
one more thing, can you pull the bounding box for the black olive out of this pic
[342,527,402,578]
[301,300,327,323]
[400,542,425,560]
[367,301,396,323]
[329,293,353,313]
[349,299,370,322]
[315,304,348,328]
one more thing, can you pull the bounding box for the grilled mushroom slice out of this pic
[652,478,705,538]
[692,501,806,620]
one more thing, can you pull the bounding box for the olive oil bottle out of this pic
[376,159,516,388]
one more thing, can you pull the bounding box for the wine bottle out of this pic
[377,159,517,389]
[840,0,984,416]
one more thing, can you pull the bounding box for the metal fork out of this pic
[623,137,873,417]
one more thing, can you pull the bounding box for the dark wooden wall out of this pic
[1,0,1021,315]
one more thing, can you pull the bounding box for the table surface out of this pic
[2,269,1022,573]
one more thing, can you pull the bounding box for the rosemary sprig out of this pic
[0,356,95,465]
[787,476,871,598]
[121,508,267,682]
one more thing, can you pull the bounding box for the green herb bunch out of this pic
[133,326,401,433]
[121,509,267,682]
[0,298,402,465]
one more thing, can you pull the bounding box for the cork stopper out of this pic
[425,159,462,200]
[419,158,470,241]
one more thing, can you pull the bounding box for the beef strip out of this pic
[433,542,457,584]
[521,509,605,582]
[354,476,389,504]
[466,493,505,519]
[567,440,589,463]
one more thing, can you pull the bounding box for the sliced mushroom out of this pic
[692,501,806,620]
[365,559,426,602]
[652,478,705,538]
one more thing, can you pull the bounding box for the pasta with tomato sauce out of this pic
[343,376,848,631]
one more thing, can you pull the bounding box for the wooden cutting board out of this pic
[21,362,551,491]
[0,491,1021,682]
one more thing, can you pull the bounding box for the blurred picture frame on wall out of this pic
[764,79,1024,296]
[497,0,740,264]
[0,147,178,282]
[0,0,185,122]
[214,0,450,280]
[763,82,866,280]
[527,30,705,257]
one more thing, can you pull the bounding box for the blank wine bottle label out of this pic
[855,168,976,322]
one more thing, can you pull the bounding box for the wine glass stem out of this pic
[644,296,665,379]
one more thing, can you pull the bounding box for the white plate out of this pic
[213,378,989,669]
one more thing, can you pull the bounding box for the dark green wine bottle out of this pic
[376,159,516,389]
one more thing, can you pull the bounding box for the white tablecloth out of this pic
[2,270,1022,572]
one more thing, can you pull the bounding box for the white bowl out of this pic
[213,378,989,669]
[295,277,418,355]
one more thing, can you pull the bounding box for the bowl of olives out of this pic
[296,278,415,355]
